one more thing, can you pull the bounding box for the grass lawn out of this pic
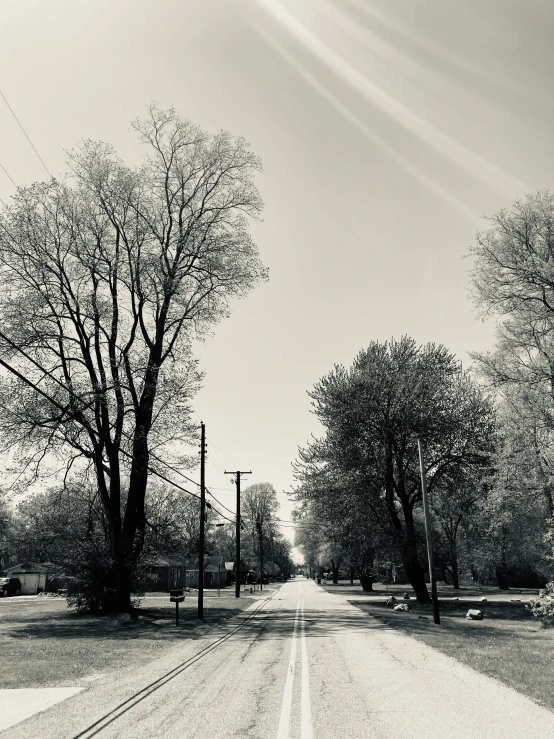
[322,580,554,712]
[0,586,274,689]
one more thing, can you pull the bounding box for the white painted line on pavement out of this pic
[276,599,301,739]
[300,599,313,739]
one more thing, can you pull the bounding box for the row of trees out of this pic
[293,191,554,601]
[0,479,293,601]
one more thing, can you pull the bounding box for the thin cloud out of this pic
[242,10,482,223]
[251,0,529,198]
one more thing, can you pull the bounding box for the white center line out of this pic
[300,599,313,739]
[276,599,301,739]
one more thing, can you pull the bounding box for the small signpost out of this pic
[170,589,184,625]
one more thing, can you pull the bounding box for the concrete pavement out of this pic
[3,577,554,738]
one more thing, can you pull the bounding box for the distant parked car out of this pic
[1,577,21,597]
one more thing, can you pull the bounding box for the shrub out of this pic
[64,537,143,613]
[526,582,554,628]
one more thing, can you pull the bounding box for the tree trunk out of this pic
[331,559,339,584]
[405,554,430,602]
[495,567,509,590]
[350,568,354,585]
[451,555,460,590]
[401,502,430,602]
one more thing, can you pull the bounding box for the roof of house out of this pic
[186,555,225,571]
[6,562,54,574]
[146,557,188,569]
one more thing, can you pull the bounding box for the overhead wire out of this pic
[0,211,209,497]
[207,436,241,467]
[206,489,236,517]
[0,88,52,178]
[0,327,240,522]
[0,162,16,187]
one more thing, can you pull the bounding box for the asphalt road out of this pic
[4,577,554,738]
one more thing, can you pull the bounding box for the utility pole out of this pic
[270,532,275,583]
[198,422,206,619]
[225,469,251,598]
[417,438,440,625]
[256,514,263,591]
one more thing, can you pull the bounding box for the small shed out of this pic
[6,563,50,595]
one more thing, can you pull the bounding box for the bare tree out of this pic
[0,105,266,610]
[469,190,554,417]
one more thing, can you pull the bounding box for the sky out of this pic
[1,0,553,549]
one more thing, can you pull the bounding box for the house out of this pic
[6,562,52,595]
[225,562,235,586]
[186,555,226,589]
[146,557,188,591]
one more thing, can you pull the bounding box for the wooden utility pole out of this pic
[198,422,206,619]
[256,514,263,591]
[225,470,251,598]
[417,438,440,625]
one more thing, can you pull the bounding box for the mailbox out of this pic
[170,589,184,603]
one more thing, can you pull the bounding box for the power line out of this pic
[0,325,200,487]
[208,437,241,467]
[0,161,16,188]
[206,488,236,517]
[0,329,239,522]
[0,89,52,178]
[149,454,200,489]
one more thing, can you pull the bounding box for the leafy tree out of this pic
[143,482,201,561]
[293,507,323,578]
[471,405,552,588]
[469,191,554,587]
[296,337,495,601]
[430,469,486,589]
[242,483,279,579]
[0,106,266,611]
[0,490,14,571]
[294,473,379,588]
[207,521,236,563]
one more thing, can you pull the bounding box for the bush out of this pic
[526,582,554,628]
[65,548,117,614]
[64,538,143,614]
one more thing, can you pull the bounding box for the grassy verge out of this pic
[322,580,554,712]
[0,587,275,689]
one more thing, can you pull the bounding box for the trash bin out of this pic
[317,578,321,584]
